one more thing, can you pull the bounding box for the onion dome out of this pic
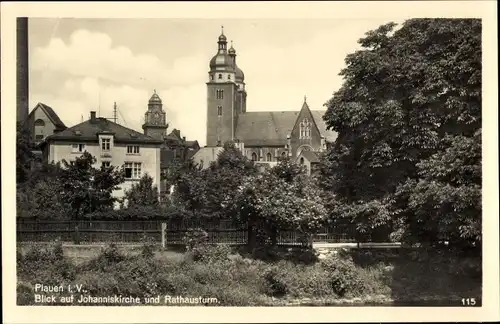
[235,66,244,81]
[228,41,236,55]
[149,89,162,104]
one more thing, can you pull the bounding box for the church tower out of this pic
[142,90,168,140]
[206,27,246,147]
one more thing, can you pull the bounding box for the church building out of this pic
[193,28,337,173]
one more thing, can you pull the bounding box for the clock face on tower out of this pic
[149,111,162,125]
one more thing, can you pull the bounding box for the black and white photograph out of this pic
[2,1,499,323]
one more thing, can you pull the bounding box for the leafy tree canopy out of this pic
[123,174,159,208]
[320,19,481,247]
[58,152,125,219]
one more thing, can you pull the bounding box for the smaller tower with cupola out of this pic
[143,90,168,140]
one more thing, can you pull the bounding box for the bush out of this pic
[190,244,232,263]
[183,228,209,251]
[262,265,289,297]
[82,243,127,272]
[320,254,367,297]
[18,242,76,284]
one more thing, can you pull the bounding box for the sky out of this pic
[28,18,400,146]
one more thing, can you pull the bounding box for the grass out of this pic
[16,243,482,306]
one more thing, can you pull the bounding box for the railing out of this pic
[16,219,358,246]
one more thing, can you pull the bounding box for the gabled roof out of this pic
[30,102,67,130]
[298,150,320,163]
[234,109,337,146]
[185,140,200,149]
[310,110,338,142]
[45,117,163,144]
[235,111,299,146]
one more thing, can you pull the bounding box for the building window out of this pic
[210,74,214,81]
[124,162,142,179]
[34,119,45,126]
[218,74,222,79]
[217,106,222,116]
[251,152,258,161]
[228,74,231,80]
[72,143,85,153]
[127,145,140,154]
[35,134,44,140]
[266,153,272,161]
[216,89,224,99]
[101,138,111,151]
[300,118,312,139]
[102,161,111,168]
[281,151,287,158]
[300,157,305,165]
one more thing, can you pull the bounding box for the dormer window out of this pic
[101,138,111,151]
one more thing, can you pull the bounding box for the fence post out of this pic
[74,224,80,245]
[161,222,167,249]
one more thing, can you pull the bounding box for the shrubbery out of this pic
[17,241,481,306]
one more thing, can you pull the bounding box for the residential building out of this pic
[40,111,163,201]
[194,28,338,174]
[27,102,67,145]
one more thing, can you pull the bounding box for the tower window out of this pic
[216,89,224,99]
[210,74,214,81]
[217,106,222,116]
[218,74,222,79]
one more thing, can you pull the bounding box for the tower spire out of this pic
[304,95,307,103]
[221,25,224,35]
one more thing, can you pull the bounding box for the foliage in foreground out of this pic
[17,242,481,306]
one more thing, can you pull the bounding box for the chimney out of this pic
[16,18,29,125]
[90,111,96,122]
[182,136,186,142]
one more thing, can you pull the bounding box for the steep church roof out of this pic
[235,111,298,146]
[234,110,337,146]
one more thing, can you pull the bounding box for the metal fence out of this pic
[16,219,357,245]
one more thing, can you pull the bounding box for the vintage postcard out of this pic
[1,1,499,323]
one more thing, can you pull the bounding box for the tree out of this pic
[320,19,481,246]
[232,158,327,248]
[123,174,159,208]
[58,152,124,219]
[172,141,257,219]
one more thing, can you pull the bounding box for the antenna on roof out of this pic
[98,77,101,117]
[113,102,118,123]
